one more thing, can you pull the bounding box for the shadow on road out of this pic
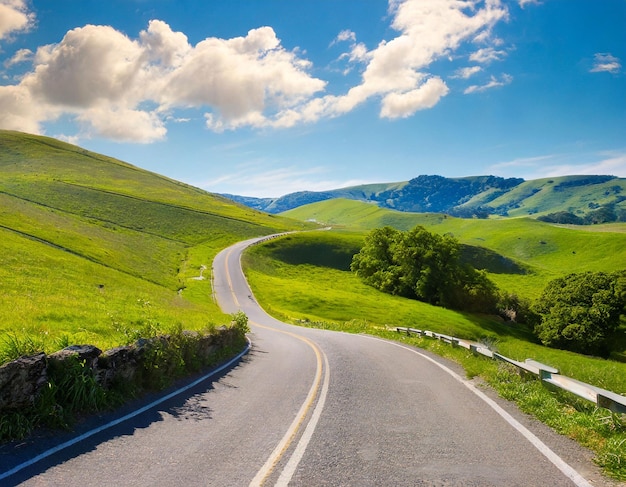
[0,353,252,486]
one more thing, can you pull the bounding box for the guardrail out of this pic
[396,327,626,415]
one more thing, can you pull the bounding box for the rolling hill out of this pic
[0,130,309,353]
[282,198,626,300]
[226,174,626,221]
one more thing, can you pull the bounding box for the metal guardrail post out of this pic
[597,394,626,414]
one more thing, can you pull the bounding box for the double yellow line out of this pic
[248,322,328,486]
[220,240,329,486]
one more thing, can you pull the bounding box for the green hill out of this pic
[282,198,626,300]
[0,130,308,356]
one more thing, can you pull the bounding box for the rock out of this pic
[0,352,47,411]
[48,345,102,370]
[96,345,139,387]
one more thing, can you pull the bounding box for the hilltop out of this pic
[225,174,626,222]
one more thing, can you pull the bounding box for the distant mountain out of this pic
[224,174,626,222]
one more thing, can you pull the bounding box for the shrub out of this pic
[532,271,626,356]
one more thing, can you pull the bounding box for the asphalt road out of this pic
[0,235,616,486]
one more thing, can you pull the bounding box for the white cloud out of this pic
[162,26,325,128]
[197,164,372,198]
[0,0,35,41]
[0,83,48,133]
[3,47,32,67]
[452,66,482,79]
[518,0,542,8]
[77,105,167,143]
[464,73,512,94]
[490,151,626,179]
[590,53,621,74]
[342,42,369,64]
[380,77,449,118]
[538,153,626,178]
[469,47,507,64]
[277,0,509,125]
[332,29,356,45]
[26,25,145,108]
[0,21,326,140]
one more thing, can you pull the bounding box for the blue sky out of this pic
[1,0,624,197]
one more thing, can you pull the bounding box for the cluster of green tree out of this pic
[350,226,500,313]
[446,206,493,219]
[531,271,626,356]
[538,203,626,225]
[351,225,625,357]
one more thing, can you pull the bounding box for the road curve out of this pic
[0,235,612,486]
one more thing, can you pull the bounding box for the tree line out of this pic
[351,225,626,357]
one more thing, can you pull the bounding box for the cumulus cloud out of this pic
[0,20,326,140]
[464,73,512,94]
[380,77,449,118]
[0,0,35,41]
[281,0,509,125]
[0,0,514,140]
[590,53,621,74]
[162,26,325,128]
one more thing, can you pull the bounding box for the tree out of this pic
[350,226,404,295]
[351,225,500,313]
[532,271,626,356]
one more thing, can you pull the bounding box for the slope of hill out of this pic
[226,174,626,221]
[0,130,309,352]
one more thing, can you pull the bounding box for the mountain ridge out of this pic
[224,174,626,222]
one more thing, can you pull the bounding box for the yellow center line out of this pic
[220,240,326,485]
[248,321,325,487]
[223,246,242,309]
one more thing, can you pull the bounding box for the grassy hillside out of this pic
[283,198,626,299]
[482,175,626,218]
[0,130,309,357]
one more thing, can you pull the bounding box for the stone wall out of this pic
[0,326,242,412]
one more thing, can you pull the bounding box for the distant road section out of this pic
[2,234,607,486]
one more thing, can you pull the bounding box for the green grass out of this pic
[242,230,626,480]
[0,226,224,357]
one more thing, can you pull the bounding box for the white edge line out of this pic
[0,340,251,482]
[275,349,331,487]
[359,335,593,487]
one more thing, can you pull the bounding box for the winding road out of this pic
[0,235,613,486]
